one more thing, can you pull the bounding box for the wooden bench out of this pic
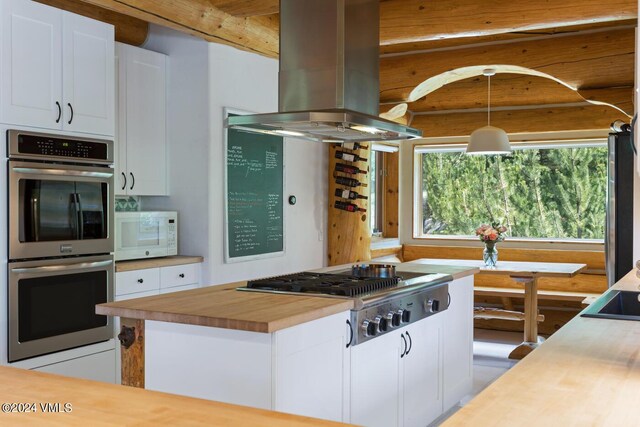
[475,286,601,307]
[474,285,601,326]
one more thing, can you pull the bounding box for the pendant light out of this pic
[466,68,511,155]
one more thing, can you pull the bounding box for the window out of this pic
[415,142,608,241]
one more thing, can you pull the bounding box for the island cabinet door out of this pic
[401,315,443,427]
[442,276,474,409]
[350,328,403,427]
[273,311,351,423]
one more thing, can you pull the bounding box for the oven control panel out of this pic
[351,282,449,346]
[7,130,113,164]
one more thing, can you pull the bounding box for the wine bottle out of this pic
[341,142,368,150]
[335,176,368,188]
[335,188,368,200]
[335,150,367,163]
[335,163,367,175]
[334,200,366,213]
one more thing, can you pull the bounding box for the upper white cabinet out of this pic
[116,42,168,196]
[0,0,114,136]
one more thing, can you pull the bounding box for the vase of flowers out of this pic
[475,223,507,267]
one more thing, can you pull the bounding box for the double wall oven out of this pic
[7,130,115,362]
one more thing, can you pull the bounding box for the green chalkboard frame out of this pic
[223,107,286,263]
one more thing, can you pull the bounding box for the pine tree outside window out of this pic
[415,141,607,242]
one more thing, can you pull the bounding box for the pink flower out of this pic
[488,233,497,241]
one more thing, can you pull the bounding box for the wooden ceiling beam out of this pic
[78,0,279,57]
[210,0,278,17]
[411,105,626,138]
[36,0,148,45]
[380,0,636,48]
[381,28,635,114]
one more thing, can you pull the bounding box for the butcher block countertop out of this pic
[97,282,355,333]
[98,262,477,333]
[444,269,640,426]
[0,366,351,426]
[115,255,204,272]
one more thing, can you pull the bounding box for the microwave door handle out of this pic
[11,260,114,275]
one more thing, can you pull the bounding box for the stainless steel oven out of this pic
[8,254,114,362]
[7,130,114,260]
[6,129,115,362]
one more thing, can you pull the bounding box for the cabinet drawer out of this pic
[160,263,200,289]
[116,268,160,296]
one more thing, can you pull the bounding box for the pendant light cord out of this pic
[487,74,491,126]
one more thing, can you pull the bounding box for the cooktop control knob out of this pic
[384,312,395,329]
[361,319,378,337]
[378,315,390,332]
[372,316,385,333]
[425,299,440,313]
[393,310,403,327]
[401,310,411,323]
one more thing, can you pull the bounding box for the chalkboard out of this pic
[224,109,285,262]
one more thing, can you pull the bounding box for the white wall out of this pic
[143,26,327,284]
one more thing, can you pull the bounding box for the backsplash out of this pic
[115,196,140,212]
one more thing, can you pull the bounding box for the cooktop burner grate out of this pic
[246,272,402,297]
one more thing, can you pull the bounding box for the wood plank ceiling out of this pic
[64,0,637,137]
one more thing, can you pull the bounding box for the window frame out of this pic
[412,139,608,245]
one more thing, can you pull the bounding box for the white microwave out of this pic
[115,211,177,261]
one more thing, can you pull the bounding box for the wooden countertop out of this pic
[0,366,351,426]
[443,268,640,426]
[99,262,477,332]
[115,255,204,272]
[97,282,354,333]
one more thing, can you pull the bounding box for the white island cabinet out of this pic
[145,311,351,423]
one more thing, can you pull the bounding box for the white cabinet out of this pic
[144,311,352,423]
[61,12,114,135]
[1,0,62,129]
[351,329,403,427]
[402,316,442,427]
[350,315,442,427]
[0,0,114,135]
[33,349,116,383]
[116,42,167,196]
[114,262,202,299]
[442,275,474,409]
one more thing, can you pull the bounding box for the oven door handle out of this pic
[75,193,84,239]
[11,260,113,274]
[11,167,113,179]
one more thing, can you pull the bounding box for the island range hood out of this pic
[225,0,422,143]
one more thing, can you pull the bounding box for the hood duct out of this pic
[225,0,422,143]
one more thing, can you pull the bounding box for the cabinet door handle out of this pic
[447,292,451,309]
[121,172,127,190]
[67,103,74,124]
[346,320,353,348]
[55,102,62,123]
[400,333,407,358]
[130,172,135,190]
[137,278,144,284]
[179,273,185,278]
[405,331,412,356]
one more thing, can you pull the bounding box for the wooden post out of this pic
[118,317,145,388]
[509,277,544,360]
[327,144,372,266]
[382,151,399,238]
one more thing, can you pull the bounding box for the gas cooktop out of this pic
[246,272,403,297]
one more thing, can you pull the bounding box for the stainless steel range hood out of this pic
[225,0,422,143]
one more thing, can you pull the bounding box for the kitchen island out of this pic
[97,262,478,426]
[444,268,640,426]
